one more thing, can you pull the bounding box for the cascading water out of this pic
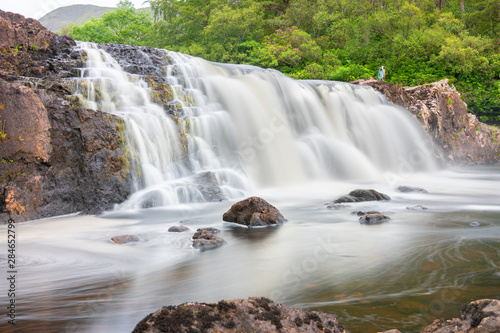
[71,42,439,210]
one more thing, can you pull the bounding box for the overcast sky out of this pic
[0,0,149,20]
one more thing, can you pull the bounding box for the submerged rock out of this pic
[223,196,287,227]
[352,210,381,216]
[193,171,226,202]
[334,189,391,204]
[132,297,345,333]
[196,227,220,234]
[397,185,428,193]
[192,229,225,251]
[111,235,140,244]
[406,205,428,210]
[168,226,190,232]
[359,213,390,224]
[421,299,500,333]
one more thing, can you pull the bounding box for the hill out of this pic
[39,5,114,32]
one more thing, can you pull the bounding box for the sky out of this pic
[0,0,148,20]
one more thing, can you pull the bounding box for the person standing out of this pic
[377,66,385,81]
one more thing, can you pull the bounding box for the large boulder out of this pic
[132,297,346,333]
[421,299,500,333]
[352,79,500,165]
[334,189,390,204]
[223,196,287,227]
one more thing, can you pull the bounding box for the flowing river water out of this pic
[0,42,499,332]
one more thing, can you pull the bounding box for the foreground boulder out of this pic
[132,297,345,333]
[421,299,500,333]
[192,229,225,251]
[334,189,390,204]
[223,196,287,227]
[352,79,500,164]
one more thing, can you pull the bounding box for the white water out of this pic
[70,42,438,210]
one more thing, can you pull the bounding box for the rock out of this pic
[168,226,190,232]
[334,189,390,204]
[223,196,287,227]
[359,213,390,224]
[406,205,428,210]
[192,171,226,202]
[397,186,428,193]
[192,230,225,251]
[196,227,220,234]
[111,235,140,244]
[132,297,346,333]
[352,210,381,216]
[352,79,500,165]
[327,203,351,209]
[421,299,500,333]
[469,222,480,227]
[0,11,131,223]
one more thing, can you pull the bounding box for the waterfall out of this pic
[70,42,438,210]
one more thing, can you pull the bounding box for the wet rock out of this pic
[192,171,226,202]
[327,203,351,209]
[469,221,480,227]
[223,196,287,227]
[132,297,345,333]
[192,229,225,251]
[421,299,500,333]
[168,226,190,232]
[196,227,220,234]
[406,205,428,210]
[111,235,140,244]
[397,185,428,193]
[334,189,390,204]
[359,213,390,224]
[352,210,381,216]
[352,78,500,165]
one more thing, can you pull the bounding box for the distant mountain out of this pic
[39,5,115,32]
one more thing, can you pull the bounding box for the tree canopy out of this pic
[65,0,500,123]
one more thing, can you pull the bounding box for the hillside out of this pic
[39,4,114,32]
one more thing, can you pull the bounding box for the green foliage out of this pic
[74,0,500,123]
[69,1,155,46]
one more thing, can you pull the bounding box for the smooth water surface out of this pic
[1,166,499,333]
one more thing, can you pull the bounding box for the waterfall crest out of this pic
[70,42,438,209]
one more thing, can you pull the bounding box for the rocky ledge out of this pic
[352,78,500,165]
[0,10,131,222]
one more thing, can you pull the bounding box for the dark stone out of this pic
[132,297,345,333]
[111,235,140,244]
[168,226,190,232]
[192,230,225,251]
[406,205,428,210]
[223,196,287,227]
[352,210,381,216]
[196,227,220,234]
[421,299,500,333]
[359,213,390,224]
[397,185,428,193]
[333,189,390,204]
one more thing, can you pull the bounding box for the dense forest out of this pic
[63,0,500,123]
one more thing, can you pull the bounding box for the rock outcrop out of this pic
[359,213,390,224]
[352,78,500,165]
[333,189,391,204]
[192,228,226,251]
[0,10,131,223]
[421,299,500,333]
[111,235,140,244]
[132,297,346,333]
[223,196,287,227]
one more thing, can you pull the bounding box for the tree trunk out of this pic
[436,0,442,10]
[460,0,465,14]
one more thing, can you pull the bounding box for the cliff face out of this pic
[0,10,131,223]
[352,78,500,165]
